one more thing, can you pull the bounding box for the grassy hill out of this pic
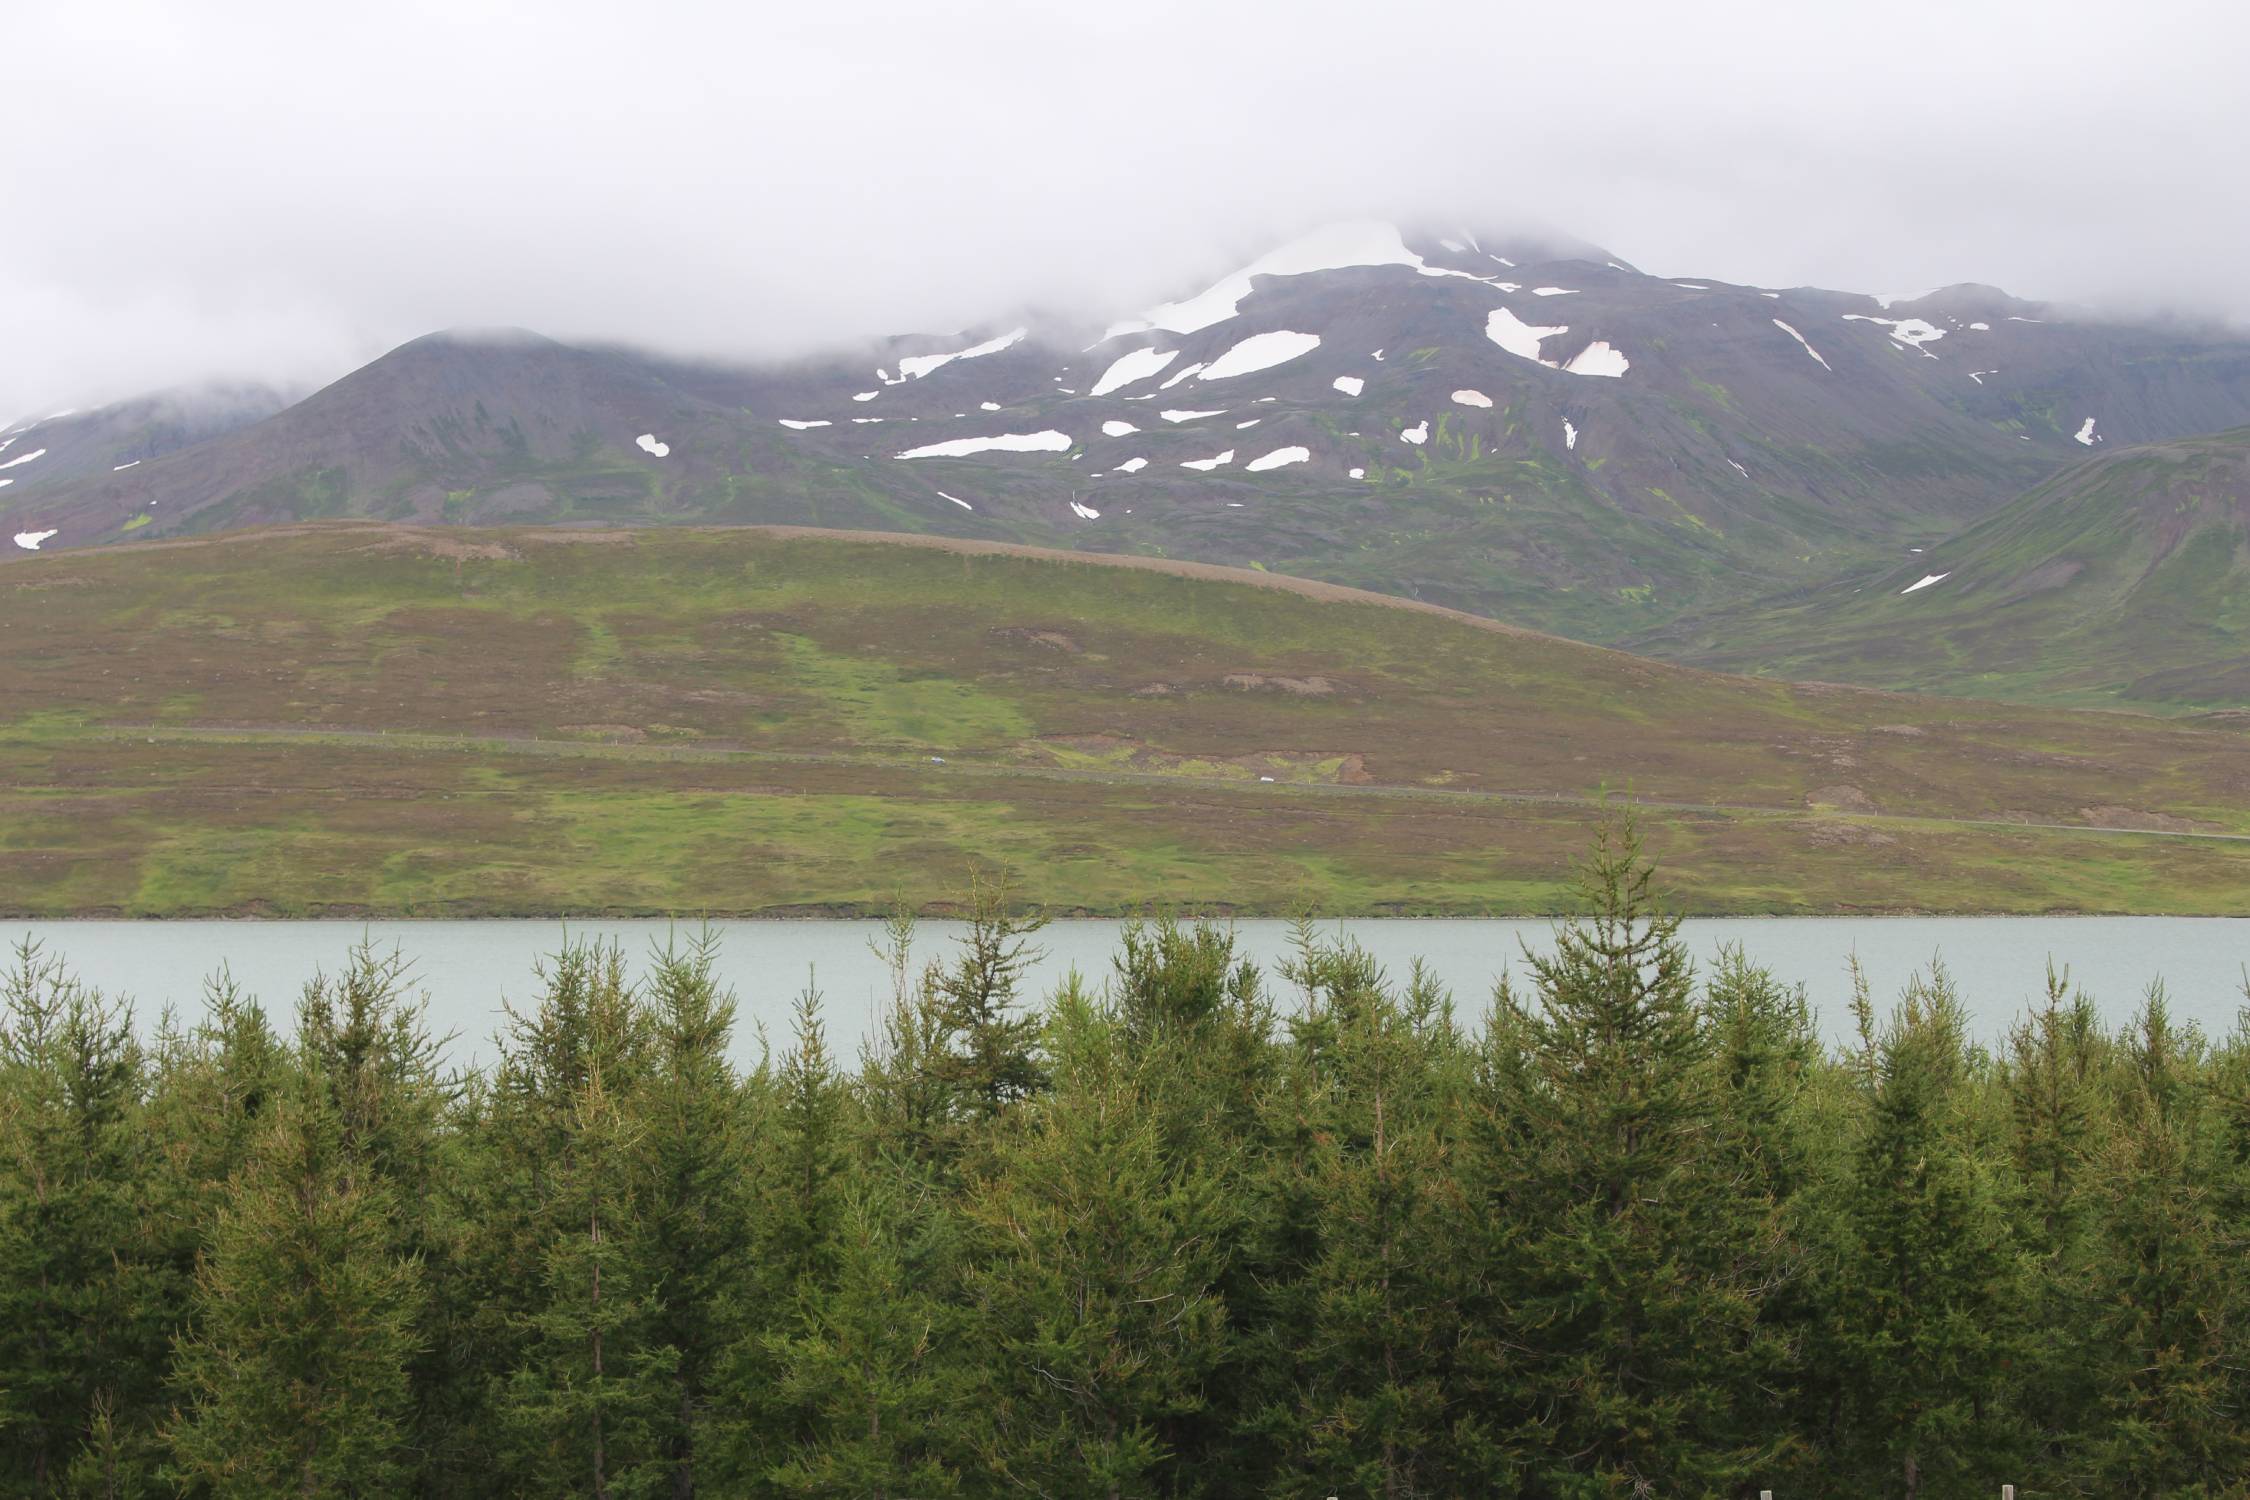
[1639,429,2250,711]
[1,523,2244,916]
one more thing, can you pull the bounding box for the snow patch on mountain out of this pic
[1104,220,1522,338]
[1771,319,1832,371]
[1159,363,1205,390]
[1485,308,1569,363]
[1451,389,1492,408]
[1199,330,1321,381]
[1101,420,1138,437]
[634,433,670,458]
[777,419,830,429]
[1108,221,1428,336]
[2075,417,2100,445]
[896,430,1071,460]
[0,448,48,471]
[1564,420,1578,450]
[935,490,974,511]
[13,530,57,550]
[1530,286,1578,297]
[1070,500,1101,519]
[1401,421,1428,445]
[1114,457,1148,473]
[1563,342,1631,378]
[1901,571,1951,594]
[1332,375,1364,397]
[113,460,141,470]
[979,401,1002,411]
[1181,449,1236,471]
[1090,346,1179,397]
[1161,408,1225,423]
[895,327,1027,380]
[1842,314,1946,350]
[1245,446,1310,472]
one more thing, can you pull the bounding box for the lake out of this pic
[13,917,2248,1067]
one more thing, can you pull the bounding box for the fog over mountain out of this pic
[5,0,2248,416]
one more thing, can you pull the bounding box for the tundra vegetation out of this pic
[2,525,2246,919]
[2,823,2246,1497]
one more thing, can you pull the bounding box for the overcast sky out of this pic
[5,0,2247,415]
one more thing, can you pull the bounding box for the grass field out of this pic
[2,523,2245,916]
[1639,429,2250,712]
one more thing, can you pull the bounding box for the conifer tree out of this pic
[166,1063,424,1496]
[1824,963,2022,1497]
[0,942,161,1494]
[1106,919,1276,1490]
[926,871,1050,1130]
[714,974,849,1493]
[638,929,754,1499]
[754,912,980,1497]
[858,908,954,1169]
[2001,963,2107,1469]
[957,978,1235,1499]
[294,940,462,1493]
[497,1063,673,1498]
[477,937,667,1495]
[1488,818,1784,1494]
[765,1174,962,1499]
[135,971,290,1494]
[2078,988,2245,1490]
[1698,946,1821,1481]
[297,941,452,1196]
[1274,946,1469,1498]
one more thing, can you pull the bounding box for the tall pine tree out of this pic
[0,942,162,1496]
[1823,962,2022,1497]
[1489,818,1786,1494]
[2077,988,2246,1490]
[166,1062,424,1495]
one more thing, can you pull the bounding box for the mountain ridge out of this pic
[7,218,2250,702]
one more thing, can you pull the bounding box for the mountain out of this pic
[9,219,2250,656]
[1635,427,2250,712]
[0,381,289,529]
[2,522,2242,916]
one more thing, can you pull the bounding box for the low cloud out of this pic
[4,0,2246,415]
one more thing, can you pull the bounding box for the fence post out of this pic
[2002,1487,2014,1500]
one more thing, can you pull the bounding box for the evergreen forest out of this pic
[4,824,2246,1498]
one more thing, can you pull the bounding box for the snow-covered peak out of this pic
[1106,220,1429,338]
